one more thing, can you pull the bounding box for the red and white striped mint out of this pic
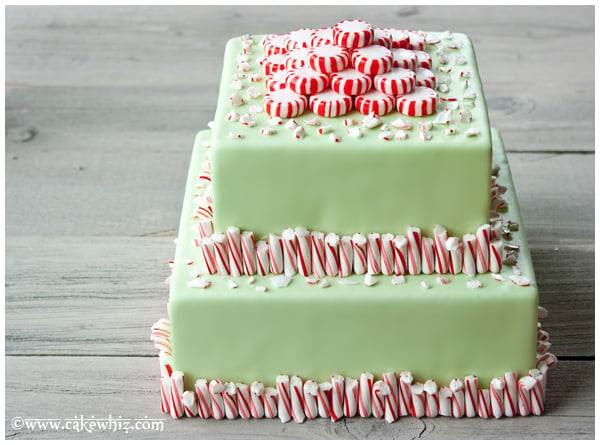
[374,68,416,95]
[262,54,286,76]
[286,67,329,95]
[397,86,438,117]
[386,29,410,49]
[355,90,395,116]
[264,89,308,118]
[307,45,351,74]
[265,69,288,91]
[262,34,288,56]
[333,19,374,49]
[284,28,314,51]
[352,45,393,75]
[284,47,310,69]
[406,30,426,50]
[414,50,433,69]
[330,69,373,95]
[309,89,353,117]
[373,28,393,49]
[310,27,334,46]
[391,48,418,71]
[416,67,436,88]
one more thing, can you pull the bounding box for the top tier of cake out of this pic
[209,22,492,239]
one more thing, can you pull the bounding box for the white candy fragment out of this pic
[240,113,256,127]
[249,72,261,82]
[465,128,480,137]
[246,87,261,99]
[459,110,472,123]
[330,133,341,143]
[420,281,432,289]
[455,55,467,65]
[437,84,450,93]
[466,280,482,289]
[285,119,298,130]
[249,105,263,114]
[491,273,504,282]
[269,116,283,126]
[379,130,392,141]
[391,275,406,285]
[256,286,268,292]
[364,274,377,287]
[207,121,214,129]
[425,33,441,45]
[306,277,320,285]
[261,127,275,136]
[228,131,243,139]
[511,275,532,286]
[420,130,433,141]
[320,279,331,288]
[390,117,412,130]
[512,265,522,276]
[304,117,321,126]
[538,306,549,319]
[230,92,244,106]
[436,276,450,285]
[227,110,240,122]
[343,118,356,126]
[188,277,211,289]
[395,130,408,140]
[434,109,452,125]
[270,275,293,288]
[228,279,239,289]
[293,126,306,139]
[247,276,256,284]
[230,79,243,90]
[361,112,382,129]
[419,121,433,131]
[347,127,363,138]
[463,91,477,101]
[318,125,333,134]
[442,127,457,136]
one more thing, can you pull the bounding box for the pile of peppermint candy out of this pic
[260,20,442,121]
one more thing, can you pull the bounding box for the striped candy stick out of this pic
[367,233,382,275]
[325,233,340,277]
[211,233,230,276]
[241,231,257,276]
[182,391,199,417]
[528,370,545,416]
[393,235,409,275]
[438,387,452,416]
[268,233,284,275]
[410,383,426,418]
[223,382,239,419]
[383,372,399,422]
[399,371,413,416]
[331,375,345,422]
[464,375,478,418]
[201,237,217,275]
[380,233,395,275]
[518,376,537,416]
[169,371,185,419]
[209,380,226,420]
[250,381,265,419]
[226,226,244,277]
[462,233,477,277]
[290,376,306,424]
[160,377,171,414]
[352,233,368,275]
[407,226,422,275]
[317,382,333,418]
[449,378,465,418]
[433,224,450,274]
[476,223,491,273]
[446,236,463,275]
[255,240,270,276]
[282,228,299,276]
[237,383,252,420]
[421,236,436,275]
[503,371,518,417]
[343,377,359,418]
[423,379,439,418]
[311,231,326,279]
[276,374,292,423]
[477,389,491,418]
[371,380,388,419]
[489,239,503,273]
[303,380,319,420]
[490,377,505,418]
[339,235,354,278]
[263,387,278,419]
[295,227,312,277]
[358,372,374,418]
[194,379,212,419]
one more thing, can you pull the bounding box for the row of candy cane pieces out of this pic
[192,222,507,278]
[161,364,556,422]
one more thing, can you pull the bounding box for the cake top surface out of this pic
[211,23,491,152]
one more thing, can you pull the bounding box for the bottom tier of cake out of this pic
[152,128,556,421]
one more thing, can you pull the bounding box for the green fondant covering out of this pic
[210,33,492,239]
[168,128,538,389]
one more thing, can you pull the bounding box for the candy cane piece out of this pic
[303,380,319,420]
[490,239,503,273]
[424,379,439,418]
[325,233,340,277]
[464,375,478,418]
[290,375,305,423]
[268,233,284,275]
[407,226,422,275]
[462,233,477,277]
[503,371,518,417]
[331,375,345,422]
[449,378,465,418]
[201,237,217,275]
[393,235,409,275]
[379,233,394,275]
[518,376,536,417]
[311,231,326,279]
[317,382,333,419]
[411,383,426,418]
[194,379,212,419]
[399,371,413,416]
[209,380,225,420]
[476,223,491,274]
[339,235,354,278]
[295,226,312,277]
[446,236,463,275]
[169,371,185,419]
[528,370,545,416]
[438,386,452,416]
[276,374,292,423]
[383,371,399,422]
[223,382,238,419]
[182,390,199,417]
[421,236,436,275]
[211,233,230,276]
[241,231,257,276]
[372,380,388,419]
[160,377,171,414]
[358,372,373,418]
[343,377,359,418]
[250,381,265,419]
[225,227,243,277]
[236,383,252,420]
[433,224,450,274]
[255,240,270,276]
[477,389,491,419]
[366,233,382,275]
[282,227,298,276]
[352,233,368,275]
[263,387,278,419]
[490,377,505,419]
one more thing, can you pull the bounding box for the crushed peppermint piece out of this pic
[420,281,432,289]
[231,79,243,90]
[395,130,408,140]
[320,279,331,288]
[538,306,549,319]
[455,55,467,65]
[249,72,261,82]
[330,133,341,143]
[229,92,244,106]
[239,113,256,127]
[390,117,411,129]
[304,117,321,126]
[436,276,450,285]
[249,105,264,114]
[466,280,482,289]
[361,112,382,129]
[391,275,406,285]
[510,275,532,287]
[246,87,261,99]
[306,277,320,285]
[247,276,256,284]
[270,275,293,288]
[507,221,520,231]
[420,130,433,141]
[188,277,211,289]
[459,110,472,123]
[463,91,477,101]
[491,273,504,282]
[228,279,239,289]
[365,274,377,287]
[293,126,306,139]
[347,127,363,138]
[285,119,299,130]
[256,286,268,292]
[318,125,333,134]
[434,109,452,125]
[379,130,392,141]
[512,265,522,276]
[260,127,275,136]
[442,127,457,136]
[227,110,240,122]
[228,131,243,139]
[343,118,356,126]
[419,121,433,131]
[465,128,479,137]
[425,33,441,45]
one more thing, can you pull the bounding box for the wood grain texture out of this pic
[5,5,594,439]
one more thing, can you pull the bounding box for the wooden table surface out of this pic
[5,6,594,439]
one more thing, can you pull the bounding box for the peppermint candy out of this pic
[355,90,395,116]
[352,45,393,75]
[330,69,373,95]
[406,30,426,50]
[386,29,410,49]
[285,67,329,95]
[397,86,438,117]
[333,19,374,49]
[262,54,286,76]
[374,68,416,95]
[391,48,418,71]
[264,89,308,118]
[310,27,334,46]
[373,28,393,49]
[309,90,353,117]
[284,28,314,51]
[262,34,288,56]
[265,69,288,91]
[284,47,310,69]
[415,67,436,89]
[307,45,351,73]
